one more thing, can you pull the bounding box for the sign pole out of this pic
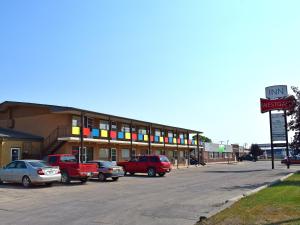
[269,111,274,169]
[284,110,290,169]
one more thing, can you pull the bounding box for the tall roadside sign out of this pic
[260,85,296,169]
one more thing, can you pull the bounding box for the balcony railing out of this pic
[70,126,198,146]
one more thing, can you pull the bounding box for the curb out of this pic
[199,171,298,221]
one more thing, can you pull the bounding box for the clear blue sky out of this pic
[0,1,299,146]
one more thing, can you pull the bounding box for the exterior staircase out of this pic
[43,126,70,157]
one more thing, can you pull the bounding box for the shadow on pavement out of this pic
[204,169,269,173]
[220,182,270,191]
[264,217,300,225]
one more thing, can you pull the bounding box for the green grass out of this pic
[197,173,300,225]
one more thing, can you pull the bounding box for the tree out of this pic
[250,144,263,161]
[193,135,212,143]
[288,86,300,154]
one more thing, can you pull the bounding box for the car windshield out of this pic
[60,155,77,162]
[100,161,113,167]
[28,161,51,168]
[159,156,170,162]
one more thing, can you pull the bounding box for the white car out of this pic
[0,160,61,187]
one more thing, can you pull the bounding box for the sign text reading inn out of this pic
[265,85,288,99]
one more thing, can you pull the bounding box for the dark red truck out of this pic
[118,155,172,177]
[47,154,98,184]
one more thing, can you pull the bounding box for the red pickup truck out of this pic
[47,154,98,184]
[118,155,171,177]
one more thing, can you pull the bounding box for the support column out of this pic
[176,130,179,169]
[148,124,152,155]
[130,120,133,159]
[163,127,166,155]
[79,112,84,164]
[197,133,200,166]
[284,110,290,169]
[187,132,190,167]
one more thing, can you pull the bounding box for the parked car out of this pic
[117,155,171,177]
[88,160,124,181]
[0,160,61,188]
[281,156,300,165]
[238,154,254,162]
[47,154,98,184]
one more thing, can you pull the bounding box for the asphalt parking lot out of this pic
[0,161,297,225]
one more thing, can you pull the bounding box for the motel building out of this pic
[0,101,235,167]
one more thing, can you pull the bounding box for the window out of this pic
[72,116,81,127]
[179,151,184,158]
[16,161,27,169]
[150,156,160,162]
[61,155,77,162]
[132,148,136,158]
[132,126,136,132]
[111,148,117,162]
[11,148,20,161]
[48,156,57,164]
[139,156,148,162]
[179,133,184,139]
[167,131,173,137]
[121,124,130,133]
[159,156,170,162]
[122,149,130,160]
[28,161,50,168]
[154,129,161,136]
[138,127,147,135]
[99,120,109,130]
[6,162,17,169]
[99,149,109,159]
[84,116,93,129]
[111,122,117,130]
[173,151,178,159]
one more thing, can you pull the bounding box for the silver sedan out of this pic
[0,160,61,188]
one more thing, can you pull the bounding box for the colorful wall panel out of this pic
[92,129,99,137]
[168,137,173,143]
[83,128,90,136]
[150,136,154,142]
[125,132,131,140]
[160,137,164,143]
[165,137,169,143]
[110,131,117,139]
[101,130,108,138]
[118,132,124,139]
[144,135,149,141]
[132,133,137,141]
[138,134,143,141]
[154,136,159,142]
[72,127,80,135]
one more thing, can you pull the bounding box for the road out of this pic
[0,161,297,225]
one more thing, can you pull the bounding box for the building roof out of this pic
[0,101,202,134]
[0,127,43,141]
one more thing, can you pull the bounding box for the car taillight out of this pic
[56,170,61,174]
[37,169,44,175]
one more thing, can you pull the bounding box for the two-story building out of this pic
[0,101,204,166]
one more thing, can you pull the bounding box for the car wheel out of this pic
[158,173,165,177]
[98,173,106,182]
[80,178,87,184]
[22,176,32,188]
[112,177,119,181]
[147,168,156,177]
[61,171,71,184]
